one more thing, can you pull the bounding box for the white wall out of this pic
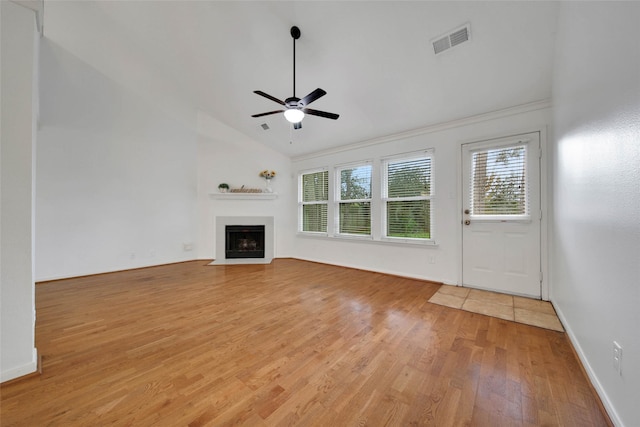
[1,1,39,382]
[551,3,640,426]
[196,112,294,260]
[292,104,551,285]
[36,0,295,277]
[35,40,198,280]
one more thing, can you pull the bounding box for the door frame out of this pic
[457,127,550,300]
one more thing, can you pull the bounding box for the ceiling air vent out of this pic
[432,24,470,55]
[261,123,270,130]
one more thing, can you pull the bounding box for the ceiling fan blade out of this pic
[254,91,286,106]
[251,110,284,118]
[293,121,302,130]
[300,88,327,106]
[303,108,339,120]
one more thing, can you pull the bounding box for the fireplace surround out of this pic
[210,216,274,265]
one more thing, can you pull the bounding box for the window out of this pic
[299,169,329,233]
[336,163,372,236]
[469,144,527,217]
[382,153,433,240]
[297,149,436,245]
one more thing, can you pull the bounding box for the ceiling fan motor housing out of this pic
[285,97,302,109]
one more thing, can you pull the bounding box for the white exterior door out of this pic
[461,132,541,298]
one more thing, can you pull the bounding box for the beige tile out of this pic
[462,299,514,321]
[467,289,514,307]
[513,296,556,315]
[429,292,465,309]
[430,286,564,332]
[437,285,470,298]
[515,308,564,332]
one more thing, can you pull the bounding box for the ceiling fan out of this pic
[251,26,339,130]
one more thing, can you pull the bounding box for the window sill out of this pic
[297,232,438,247]
[380,237,437,246]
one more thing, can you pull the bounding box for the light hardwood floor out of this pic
[1,259,610,426]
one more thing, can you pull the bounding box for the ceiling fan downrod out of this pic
[291,26,300,98]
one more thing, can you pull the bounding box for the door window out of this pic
[468,143,529,220]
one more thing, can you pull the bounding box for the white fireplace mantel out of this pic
[210,192,277,200]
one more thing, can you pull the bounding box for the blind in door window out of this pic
[470,144,527,215]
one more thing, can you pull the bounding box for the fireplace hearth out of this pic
[225,225,265,259]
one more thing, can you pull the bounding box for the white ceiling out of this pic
[42,1,559,158]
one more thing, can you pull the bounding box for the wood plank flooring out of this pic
[1,259,610,426]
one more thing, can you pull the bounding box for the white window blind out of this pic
[299,170,328,233]
[337,164,372,235]
[470,144,527,216]
[383,155,433,240]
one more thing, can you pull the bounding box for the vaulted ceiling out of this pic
[42,1,559,157]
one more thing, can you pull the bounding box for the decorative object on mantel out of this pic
[230,185,263,193]
[218,183,230,193]
[260,170,276,193]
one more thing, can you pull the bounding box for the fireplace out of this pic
[211,216,274,265]
[225,225,265,259]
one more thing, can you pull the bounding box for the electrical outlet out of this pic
[613,341,623,375]
[183,243,193,252]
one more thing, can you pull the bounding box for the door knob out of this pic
[464,220,471,225]
[464,209,470,215]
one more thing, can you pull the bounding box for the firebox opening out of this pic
[225,225,265,259]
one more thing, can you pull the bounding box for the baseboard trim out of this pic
[291,256,445,286]
[553,303,618,427]
[1,348,39,384]
[35,259,207,284]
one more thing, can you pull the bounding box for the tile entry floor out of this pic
[429,285,564,332]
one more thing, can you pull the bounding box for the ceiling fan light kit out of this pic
[283,108,304,123]
[251,26,339,130]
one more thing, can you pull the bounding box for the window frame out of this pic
[298,168,329,235]
[381,150,435,244]
[467,140,531,222]
[334,161,373,238]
